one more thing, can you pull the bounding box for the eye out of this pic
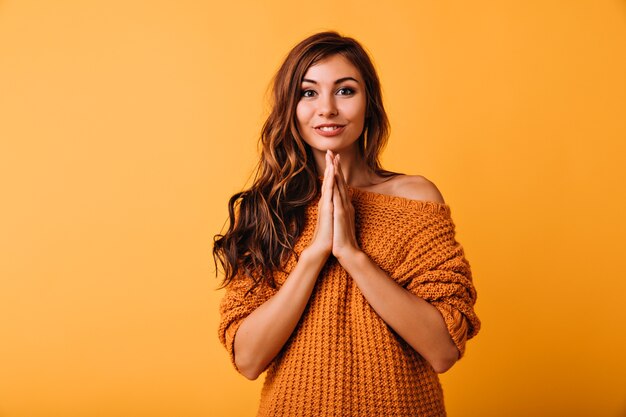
[337,87,355,96]
[301,89,316,98]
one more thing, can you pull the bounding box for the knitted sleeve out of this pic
[400,213,480,358]
[217,275,278,372]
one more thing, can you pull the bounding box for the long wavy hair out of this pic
[213,31,397,293]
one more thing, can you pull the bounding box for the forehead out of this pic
[302,54,362,81]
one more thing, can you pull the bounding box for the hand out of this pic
[331,153,361,261]
[306,150,335,259]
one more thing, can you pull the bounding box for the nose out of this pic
[317,93,338,117]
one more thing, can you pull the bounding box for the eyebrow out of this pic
[301,77,360,84]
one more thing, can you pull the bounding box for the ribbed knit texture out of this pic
[218,185,480,417]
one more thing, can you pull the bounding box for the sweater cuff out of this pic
[433,302,469,358]
[223,317,246,373]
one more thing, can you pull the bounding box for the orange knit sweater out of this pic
[218,186,481,417]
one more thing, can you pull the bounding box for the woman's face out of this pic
[296,54,367,157]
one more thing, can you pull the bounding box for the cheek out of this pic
[346,100,367,124]
[295,102,309,125]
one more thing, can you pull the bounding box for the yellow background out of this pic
[1,1,625,416]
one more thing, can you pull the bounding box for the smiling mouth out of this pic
[314,124,346,137]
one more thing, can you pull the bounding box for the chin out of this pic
[305,137,360,155]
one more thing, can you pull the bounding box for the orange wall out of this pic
[1,1,625,416]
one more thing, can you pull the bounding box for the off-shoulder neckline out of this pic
[348,185,451,215]
[316,176,451,215]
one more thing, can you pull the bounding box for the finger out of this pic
[323,151,334,199]
[333,179,343,215]
[327,154,335,203]
[321,151,330,196]
[334,155,349,208]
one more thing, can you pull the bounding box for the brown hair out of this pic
[213,31,396,293]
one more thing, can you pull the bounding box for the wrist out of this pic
[334,246,364,265]
[301,245,331,267]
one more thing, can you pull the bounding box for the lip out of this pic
[315,123,345,128]
[314,124,346,137]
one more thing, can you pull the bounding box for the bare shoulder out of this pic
[384,174,446,204]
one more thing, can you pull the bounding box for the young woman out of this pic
[214,31,480,416]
